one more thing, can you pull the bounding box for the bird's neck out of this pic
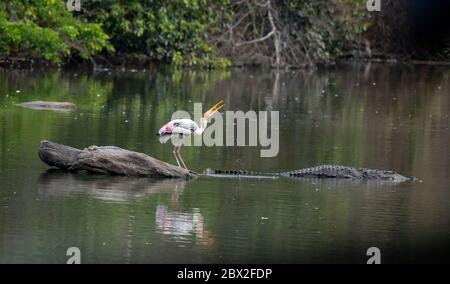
[195,118,208,135]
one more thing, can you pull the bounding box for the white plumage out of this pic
[157,101,224,171]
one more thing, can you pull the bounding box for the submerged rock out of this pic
[17,101,76,111]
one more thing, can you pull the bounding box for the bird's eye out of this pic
[173,122,179,127]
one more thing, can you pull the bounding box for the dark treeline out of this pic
[0,0,449,69]
[369,0,450,60]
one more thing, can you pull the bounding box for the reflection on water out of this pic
[156,206,215,251]
[38,170,216,254]
[38,170,188,202]
[0,63,449,263]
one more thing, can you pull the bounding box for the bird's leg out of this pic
[177,146,188,171]
[172,146,181,167]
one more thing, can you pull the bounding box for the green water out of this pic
[0,63,449,263]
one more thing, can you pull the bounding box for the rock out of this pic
[17,101,76,111]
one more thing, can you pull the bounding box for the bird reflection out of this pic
[154,180,215,251]
[155,205,215,250]
[38,169,215,251]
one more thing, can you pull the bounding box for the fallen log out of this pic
[17,101,76,111]
[38,140,196,179]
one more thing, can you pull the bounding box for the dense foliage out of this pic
[214,0,369,67]
[0,0,447,68]
[0,0,112,63]
[81,0,232,68]
[0,0,368,67]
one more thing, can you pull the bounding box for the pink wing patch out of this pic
[159,123,174,135]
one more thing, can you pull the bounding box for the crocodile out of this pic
[204,165,414,182]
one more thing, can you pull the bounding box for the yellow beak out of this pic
[203,100,225,119]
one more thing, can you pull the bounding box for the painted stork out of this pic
[157,101,225,171]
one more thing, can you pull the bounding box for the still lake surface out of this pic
[0,63,449,263]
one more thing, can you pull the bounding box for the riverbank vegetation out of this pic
[0,0,449,68]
